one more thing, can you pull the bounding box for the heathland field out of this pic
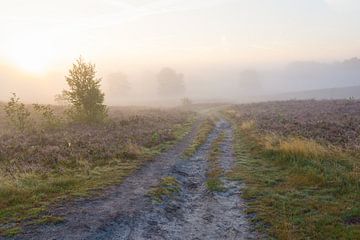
[225,100,360,239]
[0,100,359,239]
[0,106,195,237]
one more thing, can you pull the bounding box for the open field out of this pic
[228,99,360,150]
[225,100,360,239]
[2,1,360,238]
[0,100,359,239]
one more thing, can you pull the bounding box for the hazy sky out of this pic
[1,0,360,74]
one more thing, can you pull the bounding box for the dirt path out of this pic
[11,118,257,240]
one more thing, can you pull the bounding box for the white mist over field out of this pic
[1,58,360,105]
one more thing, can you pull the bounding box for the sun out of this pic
[6,34,56,74]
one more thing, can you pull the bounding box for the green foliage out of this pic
[183,118,215,157]
[33,104,61,129]
[152,132,160,144]
[206,178,224,192]
[206,133,225,192]
[4,93,31,132]
[148,176,180,203]
[62,57,107,123]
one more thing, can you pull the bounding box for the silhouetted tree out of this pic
[181,97,192,106]
[62,57,107,123]
[158,67,185,96]
[108,72,131,97]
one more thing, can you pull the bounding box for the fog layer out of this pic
[1,58,360,105]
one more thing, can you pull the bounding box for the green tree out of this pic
[62,57,107,123]
[4,93,31,131]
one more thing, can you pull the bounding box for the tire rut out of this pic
[91,119,257,240]
[11,118,258,240]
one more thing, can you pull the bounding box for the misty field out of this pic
[228,99,360,150]
[0,106,194,236]
[225,100,360,239]
[1,99,359,239]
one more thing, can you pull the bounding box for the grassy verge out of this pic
[183,117,216,158]
[227,119,360,239]
[148,176,180,203]
[0,117,195,237]
[206,132,225,192]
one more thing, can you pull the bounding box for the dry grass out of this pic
[0,107,195,237]
[183,117,215,158]
[228,99,360,150]
[225,104,360,240]
[240,120,255,130]
[148,176,180,203]
[262,134,336,161]
[122,142,143,159]
[206,133,225,192]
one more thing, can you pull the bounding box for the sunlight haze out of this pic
[1,0,360,103]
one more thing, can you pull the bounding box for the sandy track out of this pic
[89,119,257,240]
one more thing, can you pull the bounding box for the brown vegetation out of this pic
[0,106,194,236]
[226,100,360,239]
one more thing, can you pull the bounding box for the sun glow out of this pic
[6,34,56,74]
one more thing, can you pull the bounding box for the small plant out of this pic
[4,93,31,132]
[122,142,143,159]
[148,176,180,203]
[151,132,160,144]
[33,104,61,129]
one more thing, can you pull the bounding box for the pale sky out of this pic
[1,0,360,74]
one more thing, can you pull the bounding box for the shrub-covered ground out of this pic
[225,100,360,239]
[0,106,194,236]
[0,107,192,174]
[229,99,360,150]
